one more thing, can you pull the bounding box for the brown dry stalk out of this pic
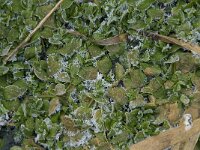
[147,32,200,54]
[129,118,200,150]
[93,32,200,54]
[3,0,64,64]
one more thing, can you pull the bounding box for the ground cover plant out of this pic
[0,0,200,149]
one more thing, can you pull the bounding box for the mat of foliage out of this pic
[0,0,200,149]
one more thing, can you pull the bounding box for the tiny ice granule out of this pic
[96,72,103,80]
[34,134,40,142]
[183,114,192,131]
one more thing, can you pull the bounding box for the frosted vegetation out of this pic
[0,0,200,149]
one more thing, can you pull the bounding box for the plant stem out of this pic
[3,0,64,64]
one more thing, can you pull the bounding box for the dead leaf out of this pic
[130,118,200,150]
[94,33,128,46]
[157,102,182,124]
[147,32,200,54]
[60,115,79,132]
[48,97,61,116]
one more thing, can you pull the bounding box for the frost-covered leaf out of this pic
[33,64,48,81]
[0,45,12,56]
[0,66,9,76]
[60,115,78,132]
[137,0,156,10]
[55,72,70,83]
[0,0,199,149]
[22,139,44,150]
[47,55,61,76]
[24,47,37,60]
[143,66,161,76]
[106,43,125,58]
[127,50,139,66]
[61,0,74,9]
[59,38,82,56]
[79,66,98,80]
[115,63,125,80]
[10,146,23,150]
[180,94,190,106]
[164,54,179,64]
[55,83,66,96]
[94,34,127,46]
[147,8,164,19]
[49,97,61,116]
[88,45,103,58]
[108,87,127,105]
[4,85,25,100]
[129,69,146,88]
[97,57,112,75]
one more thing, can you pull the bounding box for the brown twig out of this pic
[3,0,64,64]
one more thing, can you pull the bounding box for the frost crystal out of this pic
[183,114,192,131]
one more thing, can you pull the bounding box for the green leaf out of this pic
[10,146,23,150]
[55,83,66,96]
[88,45,103,58]
[108,87,127,105]
[49,97,61,116]
[127,50,139,66]
[33,61,48,81]
[54,72,70,83]
[24,47,37,59]
[129,69,146,88]
[35,4,53,19]
[134,131,145,143]
[61,0,74,9]
[147,8,164,19]
[106,43,125,58]
[137,0,156,10]
[129,94,146,109]
[47,54,61,76]
[180,94,190,106]
[59,38,82,56]
[143,66,162,76]
[97,57,112,75]
[60,115,78,132]
[164,54,179,64]
[115,63,125,80]
[79,66,98,80]
[41,27,53,39]
[4,85,25,100]
[0,66,9,76]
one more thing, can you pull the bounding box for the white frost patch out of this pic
[107,70,115,82]
[44,118,52,129]
[34,134,41,143]
[162,44,171,51]
[0,114,9,127]
[65,130,77,137]
[84,118,100,133]
[97,72,103,80]
[73,58,80,66]
[25,72,34,82]
[183,114,192,131]
[55,132,62,140]
[60,58,68,69]
[64,130,92,147]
